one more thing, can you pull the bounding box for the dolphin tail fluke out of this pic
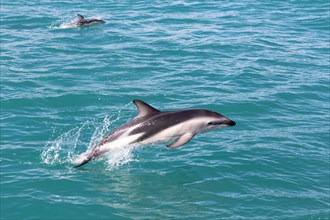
[73,154,92,168]
[73,158,90,168]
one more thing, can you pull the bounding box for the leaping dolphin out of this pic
[74,14,105,27]
[74,100,236,168]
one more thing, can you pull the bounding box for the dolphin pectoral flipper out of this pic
[167,133,195,149]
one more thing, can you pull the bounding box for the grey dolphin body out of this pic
[75,14,105,27]
[74,100,235,168]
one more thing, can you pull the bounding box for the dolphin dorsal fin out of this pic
[133,100,160,117]
[77,14,84,20]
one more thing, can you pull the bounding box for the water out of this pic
[1,0,329,219]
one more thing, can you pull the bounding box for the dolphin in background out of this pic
[76,14,105,27]
[74,100,236,168]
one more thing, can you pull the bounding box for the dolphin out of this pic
[74,100,236,168]
[74,14,105,27]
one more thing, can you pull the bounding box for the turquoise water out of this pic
[1,0,329,219]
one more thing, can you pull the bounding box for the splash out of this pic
[49,17,77,29]
[41,119,104,165]
[104,144,139,170]
[41,103,135,169]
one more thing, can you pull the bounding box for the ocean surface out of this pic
[1,0,329,219]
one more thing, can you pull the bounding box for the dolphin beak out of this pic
[208,119,236,126]
[223,119,236,126]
